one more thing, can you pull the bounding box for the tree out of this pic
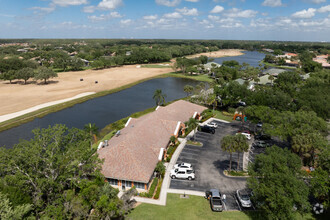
[34,66,58,84]
[234,134,249,170]
[0,192,33,219]
[207,94,217,113]
[16,67,35,84]
[155,161,166,178]
[0,125,103,216]
[153,89,166,106]
[183,85,194,97]
[268,74,274,84]
[84,123,99,146]
[310,168,330,208]
[187,117,199,140]
[221,135,237,171]
[0,70,17,83]
[248,146,310,220]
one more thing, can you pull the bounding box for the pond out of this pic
[212,51,265,67]
[0,77,200,148]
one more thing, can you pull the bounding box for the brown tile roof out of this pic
[98,100,207,183]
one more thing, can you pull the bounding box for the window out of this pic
[134,182,145,189]
[125,181,132,187]
[108,178,118,185]
[178,171,185,174]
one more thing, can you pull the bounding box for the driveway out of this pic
[169,120,252,210]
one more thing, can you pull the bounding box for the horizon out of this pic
[1,0,330,41]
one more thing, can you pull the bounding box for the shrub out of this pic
[228,107,235,114]
[154,178,163,199]
[148,178,158,198]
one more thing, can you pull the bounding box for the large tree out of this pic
[34,66,58,84]
[234,134,249,170]
[183,85,194,97]
[16,67,35,84]
[248,146,310,220]
[221,135,237,171]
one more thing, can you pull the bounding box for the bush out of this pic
[228,107,236,114]
[147,178,158,198]
[154,178,163,200]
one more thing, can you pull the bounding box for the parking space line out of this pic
[223,202,227,211]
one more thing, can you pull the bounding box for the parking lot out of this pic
[169,120,255,211]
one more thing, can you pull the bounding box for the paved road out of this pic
[169,120,251,210]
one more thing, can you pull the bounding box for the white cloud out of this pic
[318,5,330,13]
[261,12,268,16]
[292,8,316,18]
[98,0,123,10]
[143,15,158,20]
[221,22,243,28]
[206,24,214,29]
[210,5,224,13]
[310,0,326,4]
[83,6,96,13]
[208,15,220,21]
[176,7,198,16]
[225,8,258,18]
[163,12,182,18]
[88,11,123,21]
[262,0,282,7]
[52,0,87,7]
[155,0,181,7]
[120,19,132,25]
[185,0,199,2]
[30,6,56,13]
[199,19,209,25]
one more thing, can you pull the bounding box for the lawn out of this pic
[127,193,324,220]
[164,73,214,83]
[127,193,254,220]
[213,110,233,122]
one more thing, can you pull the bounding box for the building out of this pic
[97,100,207,192]
[262,68,287,77]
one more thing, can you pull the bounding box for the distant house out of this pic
[125,51,132,56]
[80,58,90,66]
[17,49,27,53]
[252,75,273,85]
[262,48,274,53]
[262,68,287,77]
[234,78,255,90]
[313,55,330,69]
[97,100,207,192]
[203,62,221,70]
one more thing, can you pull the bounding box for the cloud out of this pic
[163,12,182,18]
[155,0,181,7]
[210,5,224,13]
[83,6,96,13]
[318,5,330,13]
[262,0,282,7]
[120,19,132,25]
[52,0,88,7]
[208,15,220,21]
[98,0,123,10]
[185,0,199,2]
[310,0,326,3]
[292,8,316,18]
[225,8,258,18]
[30,6,56,14]
[176,7,198,16]
[88,11,123,21]
[143,15,158,20]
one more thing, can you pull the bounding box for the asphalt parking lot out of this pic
[169,120,254,211]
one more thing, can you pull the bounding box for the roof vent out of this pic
[115,130,121,137]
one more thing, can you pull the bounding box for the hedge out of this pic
[154,178,163,199]
[148,177,159,198]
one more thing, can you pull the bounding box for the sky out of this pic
[0,0,329,41]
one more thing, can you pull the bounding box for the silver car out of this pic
[236,189,252,208]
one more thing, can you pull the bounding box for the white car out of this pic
[236,132,251,140]
[206,122,218,129]
[174,162,193,170]
[236,189,252,208]
[170,168,195,180]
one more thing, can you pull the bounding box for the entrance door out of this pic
[122,180,126,190]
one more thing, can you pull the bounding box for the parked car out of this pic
[205,189,224,212]
[199,125,215,134]
[255,134,271,140]
[236,131,251,140]
[170,168,195,180]
[174,162,193,170]
[238,101,246,106]
[252,140,269,148]
[236,189,252,208]
[256,121,263,128]
[206,122,218,129]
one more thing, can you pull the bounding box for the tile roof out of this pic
[98,100,207,183]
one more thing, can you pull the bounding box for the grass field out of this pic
[213,110,233,122]
[127,193,254,220]
[164,73,214,83]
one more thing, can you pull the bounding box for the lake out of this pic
[0,77,200,148]
[213,51,265,67]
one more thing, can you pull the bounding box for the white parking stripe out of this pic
[223,202,227,211]
[234,196,242,211]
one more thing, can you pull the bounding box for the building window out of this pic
[134,182,144,189]
[108,178,118,185]
[125,181,132,187]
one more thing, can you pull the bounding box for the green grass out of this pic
[186,140,202,146]
[128,193,324,220]
[213,110,233,122]
[141,64,171,68]
[164,73,214,83]
[260,61,297,70]
[128,193,254,220]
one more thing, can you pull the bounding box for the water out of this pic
[212,51,265,67]
[0,77,199,148]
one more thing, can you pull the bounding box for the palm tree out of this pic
[84,123,99,146]
[237,106,245,130]
[187,118,199,140]
[221,135,237,171]
[268,74,274,84]
[207,94,217,113]
[153,89,166,106]
[234,134,249,170]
